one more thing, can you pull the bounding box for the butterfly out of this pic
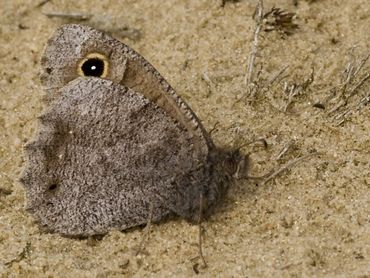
[20,24,245,236]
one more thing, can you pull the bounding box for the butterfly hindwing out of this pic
[22,77,204,235]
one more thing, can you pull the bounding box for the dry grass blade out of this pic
[325,52,370,124]
[43,11,92,21]
[282,68,315,112]
[244,0,264,97]
[276,140,295,161]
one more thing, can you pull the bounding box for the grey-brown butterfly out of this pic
[20,24,245,237]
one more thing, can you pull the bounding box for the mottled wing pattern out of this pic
[21,77,200,236]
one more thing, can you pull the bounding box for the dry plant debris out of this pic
[263,7,298,36]
[325,53,370,125]
[244,0,298,98]
[243,1,368,126]
[220,0,241,7]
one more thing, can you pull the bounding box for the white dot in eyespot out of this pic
[91,66,96,70]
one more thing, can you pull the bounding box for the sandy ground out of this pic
[0,0,369,277]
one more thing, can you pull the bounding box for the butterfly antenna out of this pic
[259,152,320,185]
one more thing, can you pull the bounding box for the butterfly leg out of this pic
[135,202,154,256]
[197,193,207,268]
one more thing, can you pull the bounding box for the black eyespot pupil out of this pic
[81,58,105,77]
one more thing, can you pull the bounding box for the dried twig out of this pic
[267,65,289,88]
[244,0,264,97]
[43,11,92,21]
[202,71,216,87]
[276,140,295,160]
[5,242,31,266]
[220,0,241,7]
[115,26,141,41]
[201,71,216,97]
[36,0,51,7]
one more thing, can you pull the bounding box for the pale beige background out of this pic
[0,0,369,277]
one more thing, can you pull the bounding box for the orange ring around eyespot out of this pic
[77,52,109,78]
